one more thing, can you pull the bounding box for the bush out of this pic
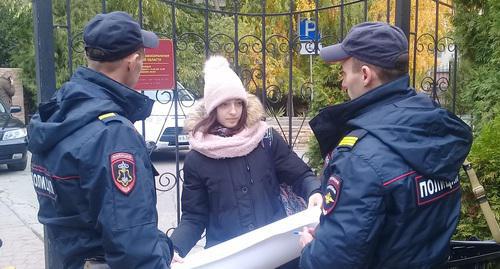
[452,0,500,243]
[454,109,500,240]
[453,0,500,128]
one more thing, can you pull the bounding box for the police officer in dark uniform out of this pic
[298,22,473,268]
[28,11,173,269]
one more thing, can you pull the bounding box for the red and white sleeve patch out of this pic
[110,152,136,195]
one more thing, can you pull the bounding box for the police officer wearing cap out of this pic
[298,22,472,268]
[28,11,173,269]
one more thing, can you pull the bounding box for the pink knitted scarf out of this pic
[189,121,268,159]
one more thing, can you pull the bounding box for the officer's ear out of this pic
[360,65,372,86]
[125,52,142,73]
[361,65,381,88]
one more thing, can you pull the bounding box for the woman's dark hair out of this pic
[192,101,248,135]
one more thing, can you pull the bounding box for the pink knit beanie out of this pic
[203,55,247,114]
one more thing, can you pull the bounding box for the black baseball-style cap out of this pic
[319,22,408,69]
[84,11,159,62]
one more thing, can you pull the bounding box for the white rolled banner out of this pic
[173,207,321,269]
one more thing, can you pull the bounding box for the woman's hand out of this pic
[299,226,316,248]
[307,193,323,208]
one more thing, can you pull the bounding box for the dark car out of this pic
[0,102,27,171]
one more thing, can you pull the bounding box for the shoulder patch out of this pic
[415,175,460,206]
[337,129,367,150]
[110,152,136,195]
[98,113,127,125]
[31,165,57,200]
[98,112,116,120]
[323,175,342,215]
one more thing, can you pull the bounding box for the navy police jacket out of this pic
[28,67,172,269]
[301,76,472,269]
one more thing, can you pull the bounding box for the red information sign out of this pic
[135,39,175,90]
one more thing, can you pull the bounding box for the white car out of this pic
[135,83,199,152]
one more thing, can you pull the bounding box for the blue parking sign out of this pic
[299,18,320,41]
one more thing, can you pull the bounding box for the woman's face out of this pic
[216,98,244,129]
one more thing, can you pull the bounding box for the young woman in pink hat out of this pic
[170,56,322,266]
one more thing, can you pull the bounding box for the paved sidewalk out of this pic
[0,169,44,269]
[0,200,44,269]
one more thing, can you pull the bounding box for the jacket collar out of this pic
[309,75,413,157]
[74,67,153,122]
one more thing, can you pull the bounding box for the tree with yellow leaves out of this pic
[368,0,455,91]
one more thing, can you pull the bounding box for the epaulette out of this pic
[98,112,126,125]
[337,129,368,150]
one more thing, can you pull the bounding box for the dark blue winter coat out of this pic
[170,95,321,257]
[28,67,173,269]
[301,75,472,269]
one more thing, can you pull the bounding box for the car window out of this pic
[0,102,5,113]
[179,88,193,101]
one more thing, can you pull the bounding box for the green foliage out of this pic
[0,1,32,61]
[457,61,500,127]
[266,106,286,118]
[453,0,500,127]
[454,109,500,240]
[305,132,324,173]
[0,0,36,114]
[4,0,364,117]
[305,61,347,173]
[452,0,500,240]
[295,0,360,127]
[0,1,31,67]
[52,0,105,86]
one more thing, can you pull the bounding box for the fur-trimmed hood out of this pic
[185,93,266,133]
[185,93,268,159]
